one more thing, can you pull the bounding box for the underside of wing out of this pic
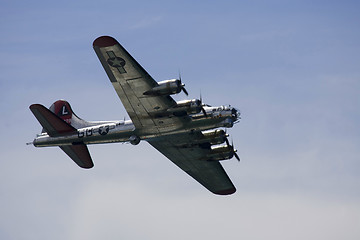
[93,36,183,133]
[148,133,236,195]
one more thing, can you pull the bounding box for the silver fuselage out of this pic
[33,105,240,147]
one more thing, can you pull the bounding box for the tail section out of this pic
[48,100,93,129]
[29,101,94,169]
[30,103,76,137]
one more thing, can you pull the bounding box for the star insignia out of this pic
[99,126,109,135]
[107,57,125,68]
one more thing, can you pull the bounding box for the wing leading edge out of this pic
[148,133,236,195]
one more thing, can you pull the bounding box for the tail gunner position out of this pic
[29,36,241,195]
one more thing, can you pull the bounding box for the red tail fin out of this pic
[49,100,74,125]
[47,100,94,129]
[30,104,76,137]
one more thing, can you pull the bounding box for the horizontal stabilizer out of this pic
[30,104,76,137]
[60,144,94,169]
[30,104,94,168]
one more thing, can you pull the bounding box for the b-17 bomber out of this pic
[29,36,241,195]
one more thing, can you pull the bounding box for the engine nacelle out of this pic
[201,129,228,145]
[143,79,182,96]
[167,99,202,115]
[206,144,234,161]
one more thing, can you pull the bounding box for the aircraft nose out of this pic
[231,108,241,120]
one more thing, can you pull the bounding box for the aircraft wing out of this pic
[148,133,236,195]
[93,36,181,134]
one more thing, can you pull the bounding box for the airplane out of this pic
[29,36,241,195]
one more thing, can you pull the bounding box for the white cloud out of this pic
[66,181,360,240]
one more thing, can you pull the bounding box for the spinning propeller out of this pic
[199,92,208,117]
[178,72,188,96]
[225,137,240,161]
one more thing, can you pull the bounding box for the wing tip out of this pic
[29,103,43,110]
[214,187,236,195]
[79,162,94,169]
[93,36,118,48]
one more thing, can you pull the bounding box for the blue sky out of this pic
[1,0,360,239]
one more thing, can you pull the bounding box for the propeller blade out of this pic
[198,91,207,117]
[230,138,240,161]
[234,152,240,161]
[178,71,188,96]
[201,107,207,117]
[182,86,189,96]
[225,136,230,146]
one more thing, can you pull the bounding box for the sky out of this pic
[1,0,360,239]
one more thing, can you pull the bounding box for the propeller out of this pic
[178,72,189,96]
[234,148,240,161]
[225,137,240,161]
[199,92,208,117]
[225,136,230,146]
[181,83,189,96]
[231,139,240,161]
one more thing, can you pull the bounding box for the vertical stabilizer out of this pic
[48,100,92,129]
